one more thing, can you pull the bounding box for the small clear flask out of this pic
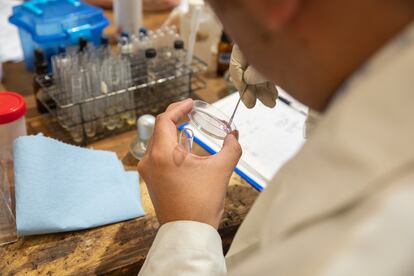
[130,114,156,160]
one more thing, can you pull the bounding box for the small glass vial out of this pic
[173,39,185,69]
[130,114,155,160]
[0,92,27,246]
[173,39,188,98]
[145,48,157,82]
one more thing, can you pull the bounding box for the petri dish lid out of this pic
[188,100,236,140]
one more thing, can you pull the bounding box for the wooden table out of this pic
[0,8,259,276]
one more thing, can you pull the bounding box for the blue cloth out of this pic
[13,135,144,235]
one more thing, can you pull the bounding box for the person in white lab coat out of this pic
[137,0,414,275]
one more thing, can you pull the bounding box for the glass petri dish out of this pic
[188,100,236,140]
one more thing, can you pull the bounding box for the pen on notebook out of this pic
[278,96,308,116]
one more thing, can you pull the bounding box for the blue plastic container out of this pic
[9,0,109,71]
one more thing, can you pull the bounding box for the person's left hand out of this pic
[137,99,242,229]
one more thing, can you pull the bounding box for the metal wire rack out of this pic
[36,50,207,145]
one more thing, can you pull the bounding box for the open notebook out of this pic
[180,90,308,191]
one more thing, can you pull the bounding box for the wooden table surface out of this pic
[0,8,259,276]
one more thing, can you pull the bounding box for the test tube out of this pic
[50,42,137,142]
[82,68,97,138]
[69,71,84,143]
[121,57,136,126]
[101,56,118,130]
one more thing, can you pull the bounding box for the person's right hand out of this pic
[229,44,278,109]
[137,99,242,229]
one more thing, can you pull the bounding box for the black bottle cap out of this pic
[79,37,88,52]
[174,39,184,50]
[145,48,157,58]
[220,31,232,43]
[34,48,44,63]
[58,45,66,54]
[100,35,109,46]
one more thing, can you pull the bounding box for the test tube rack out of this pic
[36,49,207,145]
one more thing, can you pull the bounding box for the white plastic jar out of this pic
[0,91,26,245]
[0,92,27,158]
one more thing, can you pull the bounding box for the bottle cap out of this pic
[145,48,157,59]
[0,92,26,124]
[220,31,232,43]
[139,27,148,36]
[174,39,184,50]
[137,114,155,140]
[78,37,88,52]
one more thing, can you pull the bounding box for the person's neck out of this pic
[294,3,414,112]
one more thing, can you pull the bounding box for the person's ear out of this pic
[244,0,301,31]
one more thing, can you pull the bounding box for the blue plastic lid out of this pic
[9,0,109,43]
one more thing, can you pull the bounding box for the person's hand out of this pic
[137,99,242,229]
[229,44,278,108]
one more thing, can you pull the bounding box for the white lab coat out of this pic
[139,22,414,276]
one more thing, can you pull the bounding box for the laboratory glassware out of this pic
[0,92,27,246]
[35,33,208,145]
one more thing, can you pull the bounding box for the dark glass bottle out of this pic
[217,31,233,76]
[78,37,88,52]
[33,49,50,113]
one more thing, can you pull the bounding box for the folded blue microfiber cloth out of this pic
[13,135,144,235]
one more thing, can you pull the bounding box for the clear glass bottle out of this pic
[173,39,185,69]
[145,48,159,112]
[130,114,155,160]
[173,39,189,98]
[145,48,157,82]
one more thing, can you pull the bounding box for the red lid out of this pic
[0,92,27,124]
